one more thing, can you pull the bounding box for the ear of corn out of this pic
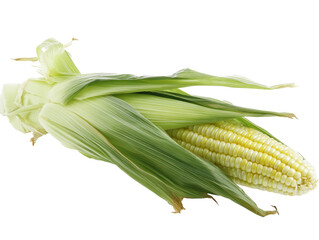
[167,121,317,195]
[0,38,316,216]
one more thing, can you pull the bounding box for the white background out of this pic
[0,0,318,239]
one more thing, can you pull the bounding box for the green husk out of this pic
[39,96,277,216]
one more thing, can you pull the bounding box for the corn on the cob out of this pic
[167,120,317,195]
[1,38,316,216]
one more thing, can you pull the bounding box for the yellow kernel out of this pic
[277,183,283,190]
[287,168,296,177]
[282,166,290,174]
[301,167,309,177]
[266,168,273,177]
[200,125,209,136]
[282,156,291,164]
[290,161,300,170]
[246,149,254,161]
[246,162,252,173]
[200,137,208,148]
[247,173,253,183]
[240,159,248,171]
[241,171,247,181]
[176,129,184,139]
[220,154,226,166]
[253,174,259,184]
[224,143,231,155]
[293,171,301,179]
[291,180,297,188]
[195,135,203,146]
[185,131,193,143]
[268,156,276,167]
[237,146,245,158]
[273,160,281,169]
[250,151,258,162]
[258,175,263,184]
[219,142,226,153]
[255,152,263,163]
[270,169,276,179]
[275,172,282,182]
[202,149,209,159]
[215,129,223,138]
[251,163,258,173]
[277,163,285,172]
[230,157,235,168]
[245,140,253,148]
[257,164,263,174]
[259,153,268,165]
[254,143,263,151]
[225,155,231,167]
[229,143,237,156]
[235,157,242,169]
[192,125,199,132]
[280,175,287,184]
[189,145,195,152]
[262,166,268,176]
[268,179,273,187]
[206,138,213,150]
[233,145,240,157]
[285,177,294,186]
